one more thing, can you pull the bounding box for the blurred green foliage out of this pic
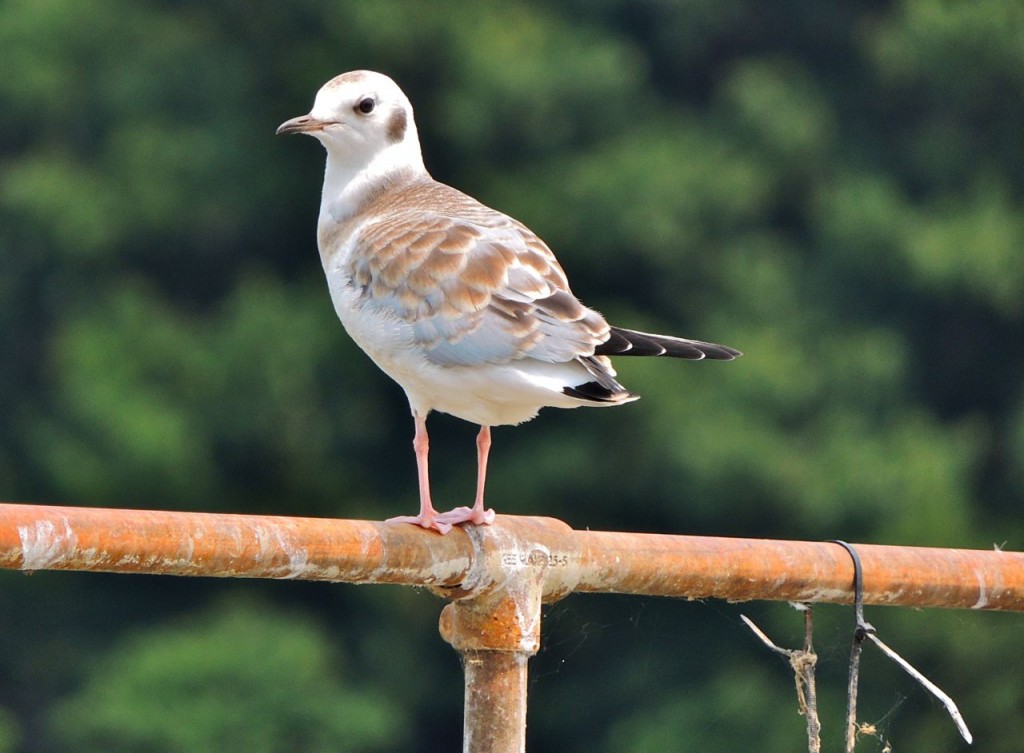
[50,597,403,753]
[1,1,1022,751]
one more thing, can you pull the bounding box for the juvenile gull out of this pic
[277,70,741,534]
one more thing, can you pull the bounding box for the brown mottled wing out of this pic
[348,198,609,367]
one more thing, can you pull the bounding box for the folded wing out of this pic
[350,185,610,368]
[349,181,740,373]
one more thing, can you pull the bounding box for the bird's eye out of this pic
[356,97,376,115]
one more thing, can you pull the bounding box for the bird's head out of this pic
[277,70,423,175]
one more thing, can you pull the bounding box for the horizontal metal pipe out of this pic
[0,503,471,586]
[0,504,1021,611]
[573,531,1023,610]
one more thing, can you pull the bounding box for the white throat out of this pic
[320,137,427,221]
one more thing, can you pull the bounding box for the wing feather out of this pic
[595,327,742,360]
[347,183,608,367]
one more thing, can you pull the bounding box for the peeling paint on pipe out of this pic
[0,504,1022,612]
[0,504,472,586]
[2,502,1023,753]
[572,531,1024,611]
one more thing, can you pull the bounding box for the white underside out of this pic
[325,269,628,426]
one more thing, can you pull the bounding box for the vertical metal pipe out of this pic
[436,527,554,753]
[440,594,539,753]
[460,650,530,753]
[440,586,543,753]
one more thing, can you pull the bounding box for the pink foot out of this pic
[434,505,496,527]
[386,513,454,535]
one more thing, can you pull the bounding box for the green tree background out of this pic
[1,1,1022,751]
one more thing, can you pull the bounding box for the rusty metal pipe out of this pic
[573,531,1024,611]
[436,524,549,753]
[0,504,1022,612]
[458,652,529,753]
[2,503,1022,753]
[0,504,473,586]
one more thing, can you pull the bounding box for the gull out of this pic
[277,70,741,534]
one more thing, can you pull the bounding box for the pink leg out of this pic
[435,425,496,527]
[386,412,454,534]
[471,425,496,523]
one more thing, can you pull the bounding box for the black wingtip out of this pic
[596,327,742,361]
[703,343,743,360]
[563,382,639,403]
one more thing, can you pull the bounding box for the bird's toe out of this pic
[386,513,454,535]
[434,506,495,527]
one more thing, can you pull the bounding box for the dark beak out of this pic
[276,114,325,136]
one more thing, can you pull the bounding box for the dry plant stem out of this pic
[865,633,973,745]
[844,635,864,753]
[799,607,821,753]
[741,606,821,753]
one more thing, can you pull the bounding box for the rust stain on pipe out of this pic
[0,504,472,587]
[459,651,530,753]
[0,503,1022,612]
[436,523,549,753]
[573,531,1024,611]
[2,502,1021,753]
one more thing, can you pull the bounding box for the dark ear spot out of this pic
[387,109,407,143]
